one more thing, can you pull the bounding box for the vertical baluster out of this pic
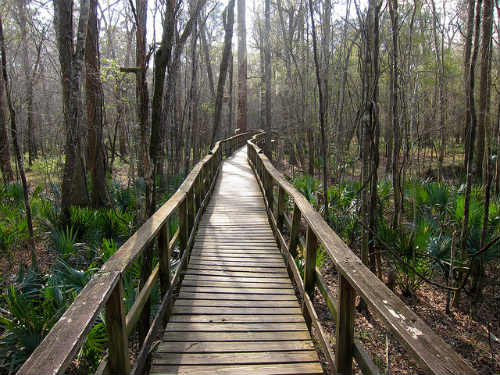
[187,189,195,239]
[195,173,202,212]
[277,186,286,231]
[265,171,273,211]
[178,198,187,254]
[158,223,170,295]
[106,277,130,375]
[336,274,355,375]
[303,225,318,296]
[288,203,301,257]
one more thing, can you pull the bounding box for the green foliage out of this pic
[293,175,320,207]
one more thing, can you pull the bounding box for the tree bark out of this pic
[237,0,247,132]
[0,71,13,183]
[86,0,108,207]
[476,0,493,180]
[54,0,91,222]
[16,0,37,166]
[211,0,235,146]
[308,0,329,220]
[0,15,36,268]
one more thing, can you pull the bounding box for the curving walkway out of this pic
[150,147,324,375]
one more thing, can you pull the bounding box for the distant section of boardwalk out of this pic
[150,147,324,375]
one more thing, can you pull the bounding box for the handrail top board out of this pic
[248,134,476,375]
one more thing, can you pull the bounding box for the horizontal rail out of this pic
[17,131,259,375]
[247,133,476,375]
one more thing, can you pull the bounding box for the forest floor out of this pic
[314,258,500,375]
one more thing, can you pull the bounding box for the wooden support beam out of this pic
[158,223,170,295]
[106,277,130,375]
[336,274,355,375]
[288,203,301,257]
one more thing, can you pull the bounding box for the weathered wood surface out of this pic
[248,134,477,375]
[150,148,323,375]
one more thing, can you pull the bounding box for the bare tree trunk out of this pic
[463,0,476,169]
[308,0,329,220]
[430,0,446,181]
[237,0,247,132]
[476,0,493,180]
[54,0,91,222]
[457,0,483,307]
[86,0,108,208]
[264,0,272,156]
[0,15,36,268]
[16,0,37,166]
[211,0,235,146]
[201,27,215,98]
[389,0,401,229]
[0,72,13,183]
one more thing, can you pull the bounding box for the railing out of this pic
[17,131,257,375]
[247,133,476,375]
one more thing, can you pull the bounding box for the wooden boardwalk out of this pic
[150,147,324,375]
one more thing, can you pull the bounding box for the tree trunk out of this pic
[211,0,235,146]
[237,0,247,132]
[54,0,91,222]
[16,0,37,166]
[86,0,108,208]
[476,0,493,180]
[308,0,329,220]
[264,0,272,157]
[389,0,401,229]
[0,15,36,268]
[0,72,13,183]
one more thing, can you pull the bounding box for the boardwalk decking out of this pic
[150,147,324,375]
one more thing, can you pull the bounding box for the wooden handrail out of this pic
[247,133,476,375]
[17,131,259,375]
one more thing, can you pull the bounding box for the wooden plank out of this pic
[183,270,290,278]
[162,331,312,341]
[187,260,284,268]
[156,340,315,353]
[180,286,295,295]
[150,363,324,375]
[174,299,300,308]
[181,280,292,289]
[186,265,287,273]
[169,315,304,323]
[178,292,297,301]
[166,322,307,334]
[182,275,292,283]
[106,277,131,375]
[152,350,318,365]
[172,306,302,315]
[189,254,283,260]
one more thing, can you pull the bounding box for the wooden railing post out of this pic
[105,277,130,375]
[195,173,202,212]
[264,171,273,211]
[178,198,187,253]
[303,226,318,297]
[336,274,355,375]
[158,224,170,295]
[276,186,286,231]
[187,189,195,238]
[288,203,301,257]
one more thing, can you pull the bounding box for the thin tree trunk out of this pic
[264,0,272,156]
[0,72,13,183]
[308,0,329,220]
[237,0,247,132]
[86,0,108,208]
[0,15,36,268]
[476,0,493,180]
[211,0,235,146]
